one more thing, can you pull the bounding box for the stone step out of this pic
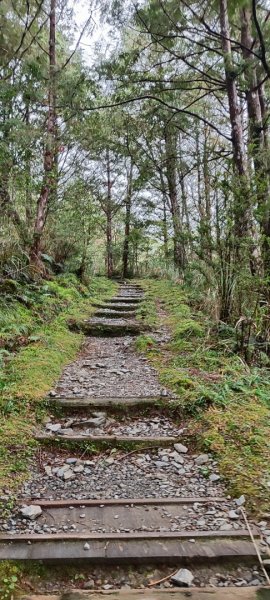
[92,303,138,311]
[94,310,136,319]
[50,396,171,411]
[35,433,185,448]
[68,320,145,337]
[16,589,270,600]
[107,297,143,304]
[0,535,258,563]
[0,497,260,563]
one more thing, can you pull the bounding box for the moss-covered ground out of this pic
[0,275,116,494]
[136,279,270,514]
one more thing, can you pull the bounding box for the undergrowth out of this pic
[0,275,116,492]
[137,278,270,513]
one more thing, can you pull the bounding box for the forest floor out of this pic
[0,277,269,597]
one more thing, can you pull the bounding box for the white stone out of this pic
[171,568,194,587]
[235,495,245,506]
[174,443,188,454]
[63,469,74,480]
[20,505,42,520]
[46,423,61,432]
[84,542,90,550]
[73,465,84,473]
[228,510,239,520]
[195,454,209,465]
[209,474,220,482]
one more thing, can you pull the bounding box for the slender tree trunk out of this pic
[159,169,170,264]
[164,124,185,273]
[202,125,212,261]
[241,7,270,279]
[219,0,250,242]
[106,148,113,278]
[196,127,212,262]
[29,0,57,273]
[122,162,133,278]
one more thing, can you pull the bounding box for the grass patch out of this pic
[136,278,270,513]
[0,275,117,492]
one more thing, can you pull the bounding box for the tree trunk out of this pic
[241,6,270,279]
[219,0,250,242]
[122,162,133,278]
[164,124,185,273]
[29,0,57,274]
[106,148,113,278]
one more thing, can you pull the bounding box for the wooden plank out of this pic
[0,529,256,542]
[26,496,228,508]
[0,538,257,562]
[16,589,270,600]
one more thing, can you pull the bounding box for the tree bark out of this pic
[241,6,270,279]
[219,0,250,242]
[106,148,114,278]
[29,0,57,274]
[164,124,185,273]
[122,162,133,278]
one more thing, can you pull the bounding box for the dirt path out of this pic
[0,283,269,597]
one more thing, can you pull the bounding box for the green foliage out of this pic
[0,275,116,492]
[137,278,270,511]
[135,334,157,352]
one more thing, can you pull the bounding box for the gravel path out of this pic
[54,336,169,398]
[1,283,268,591]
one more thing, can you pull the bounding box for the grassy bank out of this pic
[137,279,270,513]
[0,275,117,493]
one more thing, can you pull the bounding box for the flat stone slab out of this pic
[94,310,137,319]
[18,590,270,600]
[69,321,144,337]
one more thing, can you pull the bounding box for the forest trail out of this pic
[0,284,269,597]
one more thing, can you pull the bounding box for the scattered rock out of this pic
[195,454,209,465]
[84,542,90,550]
[171,568,194,587]
[235,495,245,506]
[209,474,220,482]
[58,428,74,436]
[63,469,74,481]
[228,510,239,520]
[45,423,61,433]
[83,580,95,590]
[174,443,188,454]
[20,505,42,520]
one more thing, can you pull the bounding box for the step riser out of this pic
[68,323,144,337]
[94,312,136,319]
[15,587,270,600]
[92,304,138,311]
[107,298,143,304]
[35,435,180,449]
[0,539,257,564]
[49,397,171,415]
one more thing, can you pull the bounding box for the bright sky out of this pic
[71,0,114,66]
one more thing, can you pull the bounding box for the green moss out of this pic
[136,278,270,512]
[0,276,117,492]
[135,334,157,352]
